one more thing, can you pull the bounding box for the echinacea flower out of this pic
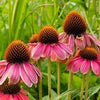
[0,40,42,87]
[29,34,38,43]
[29,26,72,61]
[60,10,100,53]
[67,47,100,76]
[0,81,30,100]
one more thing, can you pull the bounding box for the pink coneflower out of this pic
[67,47,100,76]
[29,26,72,61]
[60,10,100,53]
[0,40,42,87]
[0,81,30,100]
[29,34,38,43]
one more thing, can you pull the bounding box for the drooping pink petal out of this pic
[28,43,37,47]
[67,57,82,71]
[0,93,4,97]
[91,61,100,76]
[97,53,100,61]
[9,95,14,100]
[71,58,83,73]
[75,36,86,50]
[58,43,73,54]
[20,65,32,87]
[0,60,8,76]
[59,32,66,42]
[88,33,100,47]
[0,64,11,85]
[0,67,6,76]
[0,94,9,100]
[31,43,45,60]
[53,44,66,60]
[32,64,42,79]
[84,33,91,46]
[8,63,20,84]
[43,44,51,58]
[80,60,90,74]
[51,50,57,61]
[67,35,74,53]
[23,62,38,84]
[0,60,8,67]
[13,95,19,100]
[19,93,30,100]
[16,95,23,100]
[28,43,37,52]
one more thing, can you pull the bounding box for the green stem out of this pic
[48,58,51,100]
[80,75,85,100]
[38,60,42,100]
[68,71,73,100]
[57,62,60,96]
[99,0,100,40]
[85,72,90,100]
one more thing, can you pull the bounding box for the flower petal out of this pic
[88,33,100,47]
[67,57,82,71]
[0,60,8,67]
[80,60,90,74]
[0,94,9,100]
[51,50,57,61]
[32,64,42,79]
[68,35,74,53]
[43,44,51,58]
[0,64,11,85]
[19,93,30,100]
[31,43,45,60]
[84,33,91,46]
[59,32,66,42]
[8,63,20,84]
[0,93,4,97]
[23,63,38,84]
[13,95,19,100]
[71,58,83,73]
[75,36,86,50]
[53,44,66,60]
[20,65,32,87]
[97,53,100,61]
[58,43,73,54]
[91,61,100,76]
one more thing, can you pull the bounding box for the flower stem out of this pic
[57,62,60,96]
[68,71,73,100]
[85,72,90,100]
[80,75,85,100]
[48,58,51,100]
[38,60,42,100]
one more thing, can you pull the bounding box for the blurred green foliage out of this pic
[0,0,100,100]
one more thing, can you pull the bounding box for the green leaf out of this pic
[28,92,36,100]
[11,0,28,39]
[42,89,57,100]
[61,73,82,89]
[88,85,100,99]
[55,89,77,100]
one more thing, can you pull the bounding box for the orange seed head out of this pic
[5,40,30,63]
[38,26,59,44]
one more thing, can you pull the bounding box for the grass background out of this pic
[0,0,100,100]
